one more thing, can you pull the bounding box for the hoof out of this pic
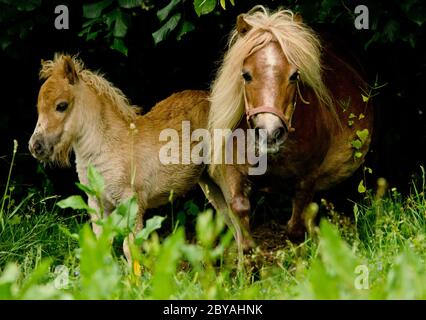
[242,236,256,253]
[286,221,307,242]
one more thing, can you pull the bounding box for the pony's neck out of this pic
[72,82,129,176]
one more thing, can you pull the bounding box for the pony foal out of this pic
[29,54,210,263]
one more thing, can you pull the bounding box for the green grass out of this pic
[0,146,425,299]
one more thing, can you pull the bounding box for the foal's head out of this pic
[29,55,81,165]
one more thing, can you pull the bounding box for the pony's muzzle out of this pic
[29,134,49,160]
[252,113,288,153]
[270,126,287,145]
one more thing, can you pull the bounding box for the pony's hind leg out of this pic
[287,180,316,241]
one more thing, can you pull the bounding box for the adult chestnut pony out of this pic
[206,6,374,249]
[29,54,210,265]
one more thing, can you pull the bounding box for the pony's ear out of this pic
[61,56,78,84]
[293,13,303,23]
[236,14,252,35]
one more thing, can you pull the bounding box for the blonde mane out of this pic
[208,6,336,133]
[40,54,137,122]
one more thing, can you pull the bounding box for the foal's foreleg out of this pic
[123,208,144,275]
[287,180,316,241]
[88,197,109,238]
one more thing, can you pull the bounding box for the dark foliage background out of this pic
[0,0,425,208]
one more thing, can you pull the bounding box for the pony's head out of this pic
[29,54,136,166]
[209,6,334,156]
[29,55,82,166]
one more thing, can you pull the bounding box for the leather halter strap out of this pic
[243,86,297,133]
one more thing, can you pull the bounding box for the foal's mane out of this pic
[40,54,137,122]
[208,6,336,133]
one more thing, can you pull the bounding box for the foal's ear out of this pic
[236,14,252,35]
[293,13,303,23]
[61,56,78,84]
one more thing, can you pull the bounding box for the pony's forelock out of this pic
[39,53,137,122]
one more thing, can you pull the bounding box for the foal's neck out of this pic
[73,83,130,178]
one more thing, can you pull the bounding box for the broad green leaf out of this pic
[349,113,357,119]
[157,0,182,22]
[356,129,369,144]
[181,244,204,265]
[151,228,185,299]
[83,0,113,19]
[184,199,200,216]
[351,139,362,150]
[135,215,166,243]
[57,195,88,210]
[195,209,223,247]
[113,11,129,38]
[8,215,21,225]
[304,259,339,299]
[194,0,217,16]
[118,0,144,9]
[86,30,100,41]
[76,182,96,196]
[318,220,359,283]
[355,151,363,159]
[152,13,181,45]
[361,94,369,102]
[111,37,128,56]
[19,259,52,293]
[87,165,105,195]
[78,224,121,299]
[358,180,366,193]
[176,21,195,41]
[385,248,426,299]
[16,0,41,11]
[0,263,20,285]
[109,195,139,234]
[220,0,226,9]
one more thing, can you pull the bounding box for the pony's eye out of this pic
[242,71,252,82]
[56,102,68,112]
[289,71,299,82]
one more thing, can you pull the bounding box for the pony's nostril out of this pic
[273,127,286,142]
[32,140,44,156]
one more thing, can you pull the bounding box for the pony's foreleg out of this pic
[88,197,108,238]
[209,166,255,252]
[123,203,144,276]
[198,174,244,269]
[287,180,315,241]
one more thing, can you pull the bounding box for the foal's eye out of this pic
[56,102,68,112]
[242,71,252,82]
[289,71,300,82]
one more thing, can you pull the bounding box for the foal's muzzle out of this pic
[29,134,52,160]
